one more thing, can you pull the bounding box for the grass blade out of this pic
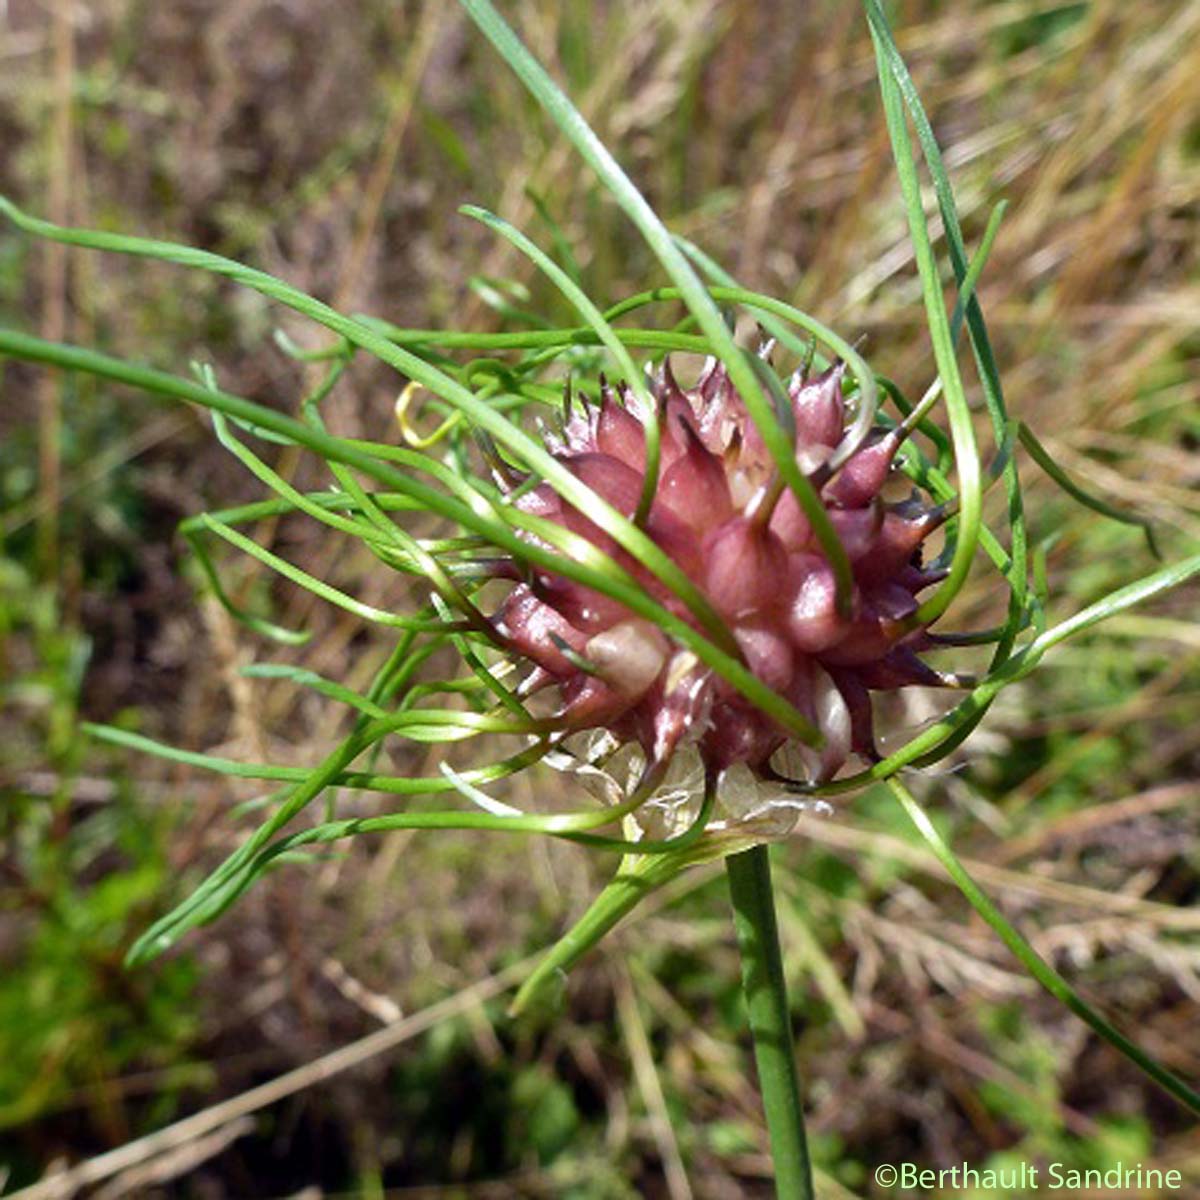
[866,13,983,628]
[457,0,867,616]
[888,776,1200,1116]
[864,0,1028,662]
[1018,421,1160,556]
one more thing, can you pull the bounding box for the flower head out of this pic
[495,353,952,798]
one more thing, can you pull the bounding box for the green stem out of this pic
[726,846,813,1199]
[509,856,674,1015]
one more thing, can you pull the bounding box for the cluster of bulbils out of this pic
[493,351,956,794]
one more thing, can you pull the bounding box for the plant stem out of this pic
[726,845,813,1199]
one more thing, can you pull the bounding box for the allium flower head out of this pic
[495,352,954,792]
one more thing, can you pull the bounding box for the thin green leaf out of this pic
[210,411,389,545]
[865,0,1037,668]
[84,721,552,794]
[460,203,664,526]
[199,513,459,632]
[888,777,1200,1116]
[525,186,585,288]
[510,851,689,1015]
[1028,550,1199,655]
[239,663,391,719]
[0,326,823,745]
[1018,421,1159,556]
[457,0,867,616]
[0,196,749,666]
[949,199,1007,346]
[866,14,983,628]
[181,522,312,645]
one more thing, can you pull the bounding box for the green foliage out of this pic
[0,559,198,1167]
[509,1064,582,1164]
[974,1002,1065,1136]
[990,2,1088,58]
[0,818,199,1133]
[0,561,87,766]
[387,1015,590,1179]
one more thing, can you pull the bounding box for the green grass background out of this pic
[1,1,1198,1196]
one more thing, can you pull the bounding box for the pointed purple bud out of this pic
[702,699,786,771]
[851,510,938,585]
[657,422,734,533]
[540,453,645,564]
[897,563,949,592]
[734,624,796,694]
[531,574,628,633]
[826,668,879,761]
[791,362,846,449]
[734,403,770,472]
[870,582,919,624]
[823,430,900,508]
[817,583,915,666]
[695,356,727,404]
[704,517,789,621]
[515,482,563,520]
[693,356,751,454]
[649,656,713,764]
[493,586,587,678]
[785,554,849,652]
[595,393,646,470]
[659,390,701,467]
[828,503,885,562]
[854,646,947,690]
[768,487,813,550]
[558,672,629,729]
[566,452,644,516]
[642,505,706,587]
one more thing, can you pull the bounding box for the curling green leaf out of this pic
[889,777,1200,1117]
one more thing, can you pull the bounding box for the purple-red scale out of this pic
[492,357,948,781]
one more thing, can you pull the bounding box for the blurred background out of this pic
[1,1,1198,1196]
